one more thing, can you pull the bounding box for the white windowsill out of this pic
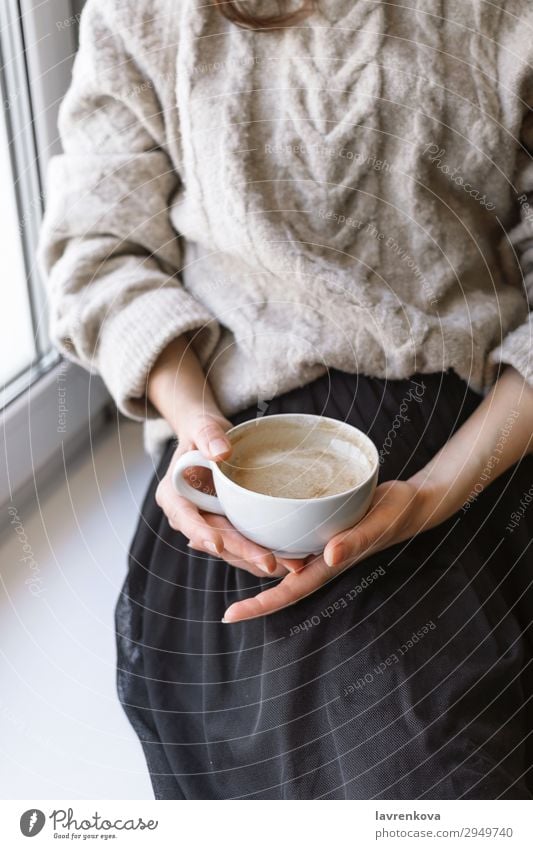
[0,418,155,799]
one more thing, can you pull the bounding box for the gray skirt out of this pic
[116,369,533,799]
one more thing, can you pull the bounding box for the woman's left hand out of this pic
[222,366,533,624]
[222,479,433,623]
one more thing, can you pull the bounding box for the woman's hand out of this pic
[222,479,432,621]
[223,366,533,622]
[148,335,305,578]
[155,411,302,577]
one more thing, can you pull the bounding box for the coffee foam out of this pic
[219,418,373,499]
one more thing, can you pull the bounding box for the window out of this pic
[0,0,51,408]
[0,92,36,388]
[0,0,108,513]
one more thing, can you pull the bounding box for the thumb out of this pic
[193,414,233,461]
[323,490,389,569]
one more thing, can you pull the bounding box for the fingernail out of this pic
[203,540,221,555]
[209,438,230,457]
[285,561,305,573]
[260,554,276,574]
[325,543,344,568]
[222,607,237,623]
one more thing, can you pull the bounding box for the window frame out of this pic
[0,0,109,516]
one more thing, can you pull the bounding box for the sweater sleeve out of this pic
[490,108,533,387]
[38,0,220,420]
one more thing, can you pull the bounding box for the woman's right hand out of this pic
[155,411,304,577]
[148,335,304,578]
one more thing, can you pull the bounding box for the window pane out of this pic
[0,99,35,385]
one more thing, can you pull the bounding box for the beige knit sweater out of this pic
[39,0,533,454]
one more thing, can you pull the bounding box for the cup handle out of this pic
[171,450,225,515]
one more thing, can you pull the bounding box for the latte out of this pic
[219,418,373,499]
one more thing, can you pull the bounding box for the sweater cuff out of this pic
[97,287,220,420]
[489,314,533,388]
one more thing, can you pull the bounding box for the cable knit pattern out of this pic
[39,0,533,455]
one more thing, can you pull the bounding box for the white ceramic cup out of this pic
[172,413,379,558]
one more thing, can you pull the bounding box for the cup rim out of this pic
[213,413,379,503]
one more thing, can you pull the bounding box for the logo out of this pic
[20,809,45,837]
[19,806,158,838]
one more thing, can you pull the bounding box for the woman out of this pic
[40,0,533,799]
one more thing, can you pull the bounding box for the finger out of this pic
[222,555,334,623]
[275,555,308,573]
[202,513,282,574]
[323,491,393,569]
[200,511,304,573]
[193,416,232,461]
[187,542,288,579]
[156,477,224,554]
[176,471,307,572]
